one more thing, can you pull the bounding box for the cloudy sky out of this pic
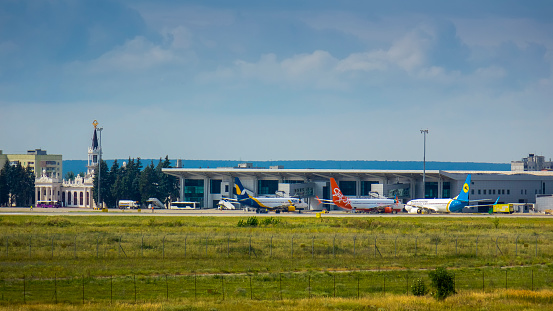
[1,0,552,163]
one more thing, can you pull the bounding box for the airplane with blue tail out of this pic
[405,174,498,213]
[229,177,307,213]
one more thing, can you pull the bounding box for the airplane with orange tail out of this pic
[317,178,400,213]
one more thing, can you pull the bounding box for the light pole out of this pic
[420,129,428,198]
[97,126,103,208]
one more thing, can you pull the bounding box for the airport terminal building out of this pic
[163,162,553,211]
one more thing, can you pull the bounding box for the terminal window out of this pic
[258,180,278,195]
[339,181,356,196]
[210,179,222,194]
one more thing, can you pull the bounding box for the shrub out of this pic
[238,216,259,227]
[428,267,456,300]
[261,217,281,225]
[411,278,428,296]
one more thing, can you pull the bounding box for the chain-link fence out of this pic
[1,266,552,304]
[1,233,547,260]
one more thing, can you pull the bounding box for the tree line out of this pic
[0,161,35,207]
[92,156,180,208]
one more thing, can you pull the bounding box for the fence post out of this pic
[357,275,359,299]
[227,236,230,258]
[333,235,336,258]
[51,237,54,259]
[134,275,137,303]
[82,275,85,304]
[406,273,409,295]
[162,236,165,260]
[29,236,31,258]
[185,236,187,258]
[535,236,538,257]
[312,236,314,259]
[333,274,336,298]
[194,273,197,300]
[395,236,398,257]
[141,235,144,258]
[23,275,25,304]
[205,236,208,257]
[383,273,386,293]
[532,269,534,290]
[54,273,57,303]
[291,237,294,258]
[222,275,224,301]
[279,273,282,300]
[249,275,252,300]
[270,236,273,257]
[309,275,311,298]
[166,274,169,301]
[515,235,518,256]
[110,275,113,304]
[476,236,479,257]
[353,236,356,257]
[249,236,252,257]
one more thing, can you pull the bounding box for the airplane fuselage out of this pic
[238,197,307,209]
[405,198,467,213]
[346,198,395,211]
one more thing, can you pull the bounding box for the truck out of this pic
[492,204,514,214]
[118,200,140,209]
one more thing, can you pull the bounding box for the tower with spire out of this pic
[87,120,101,176]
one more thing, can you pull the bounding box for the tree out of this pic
[0,161,10,206]
[64,171,76,180]
[428,267,456,300]
[156,156,179,206]
[139,161,158,203]
[92,160,110,207]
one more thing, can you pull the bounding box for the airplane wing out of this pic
[464,197,500,208]
[221,197,238,202]
[407,203,439,213]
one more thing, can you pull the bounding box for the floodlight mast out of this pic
[420,129,429,198]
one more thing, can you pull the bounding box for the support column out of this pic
[356,178,361,198]
[438,178,443,199]
[180,177,185,202]
[204,177,209,208]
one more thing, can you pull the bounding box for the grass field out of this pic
[0,215,552,309]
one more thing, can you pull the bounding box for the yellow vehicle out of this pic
[493,204,514,214]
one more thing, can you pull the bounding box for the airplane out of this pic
[229,177,308,213]
[318,178,398,213]
[404,174,494,214]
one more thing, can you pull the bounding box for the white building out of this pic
[34,122,101,208]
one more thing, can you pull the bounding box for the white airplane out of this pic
[318,178,398,213]
[405,174,488,214]
[229,177,307,213]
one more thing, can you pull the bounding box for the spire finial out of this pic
[93,120,98,129]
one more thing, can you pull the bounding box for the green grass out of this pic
[1,215,553,308]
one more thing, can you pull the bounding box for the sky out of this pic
[1,0,552,163]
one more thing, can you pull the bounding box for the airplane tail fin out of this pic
[234,177,251,200]
[330,178,352,210]
[456,174,471,202]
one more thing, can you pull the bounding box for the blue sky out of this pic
[1,0,552,163]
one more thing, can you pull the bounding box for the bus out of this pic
[36,200,61,208]
[169,202,199,209]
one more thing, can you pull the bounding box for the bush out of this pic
[411,278,428,296]
[238,216,259,227]
[428,267,456,300]
[261,217,281,225]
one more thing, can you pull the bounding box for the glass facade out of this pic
[210,179,222,194]
[360,181,378,196]
[442,182,451,198]
[339,181,356,196]
[425,182,438,198]
[258,180,278,195]
[184,179,204,207]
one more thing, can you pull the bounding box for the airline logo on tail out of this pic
[234,177,251,200]
[330,178,352,209]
